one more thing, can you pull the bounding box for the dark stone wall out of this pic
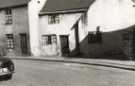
[78,27,134,60]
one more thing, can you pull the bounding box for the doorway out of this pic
[20,33,28,55]
[60,35,69,56]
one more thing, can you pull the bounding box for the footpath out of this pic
[10,56,135,71]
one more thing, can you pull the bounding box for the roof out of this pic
[0,0,28,9]
[40,0,95,15]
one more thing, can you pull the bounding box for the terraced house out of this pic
[0,0,30,56]
[29,0,95,56]
[38,0,95,56]
[29,0,135,60]
[1,0,135,60]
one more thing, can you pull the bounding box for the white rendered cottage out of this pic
[30,0,135,60]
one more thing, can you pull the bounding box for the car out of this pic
[0,57,14,79]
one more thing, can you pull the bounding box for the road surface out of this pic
[0,59,135,86]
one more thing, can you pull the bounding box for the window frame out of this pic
[88,31,102,44]
[48,14,60,24]
[42,35,57,46]
[6,34,14,49]
[5,8,12,24]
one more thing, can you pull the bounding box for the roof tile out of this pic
[40,0,95,14]
[0,0,28,9]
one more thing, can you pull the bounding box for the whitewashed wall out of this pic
[28,0,47,56]
[39,13,82,56]
[78,0,135,58]
[87,0,135,32]
[33,0,135,57]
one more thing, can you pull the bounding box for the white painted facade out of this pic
[39,13,83,56]
[28,0,47,56]
[30,0,135,58]
[78,0,135,58]
[87,0,135,32]
[79,0,135,43]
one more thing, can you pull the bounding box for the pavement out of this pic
[9,56,135,71]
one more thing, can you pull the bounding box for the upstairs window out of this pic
[6,34,14,49]
[48,15,60,24]
[5,8,12,24]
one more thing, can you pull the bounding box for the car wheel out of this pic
[6,74,12,80]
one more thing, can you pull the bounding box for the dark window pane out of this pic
[48,15,60,24]
[6,34,14,49]
[47,36,52,44]
[42,35,57,45]
[5,8,12,24]
[5,9,12,15]
[88,32,102,43]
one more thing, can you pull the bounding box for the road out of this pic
[0,60,135,86]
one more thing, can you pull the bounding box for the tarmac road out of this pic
[0,59,135,86]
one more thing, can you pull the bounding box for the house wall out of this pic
[28,0,47,56]
[79,27,133,59]
[12,6,30,56]
[0,10,7,55]
[0,6,30,56]
[37,0,135,59]
[87,0,135,32]
[39,13,82,56]
[78,0,135,59]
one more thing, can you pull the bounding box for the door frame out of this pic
[60,35,70,56]
[19,33,28,56]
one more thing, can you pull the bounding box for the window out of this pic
[47,35,52,44]
[48,15,60,24]
[5,8,12,24]
[88,32,102,43]
[42,35,57,46]
[88,26,102,43]
[82,13,88,25]
[6,34,14,49]
[52,35,57,43]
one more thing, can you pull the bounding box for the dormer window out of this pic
[5,8,12,24]
[48,14,60,24]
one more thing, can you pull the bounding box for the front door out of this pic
[20,33,28,55]
[60,35,69,56]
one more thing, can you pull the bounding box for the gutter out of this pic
[39,8,87,16]
[0,4,28,10]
